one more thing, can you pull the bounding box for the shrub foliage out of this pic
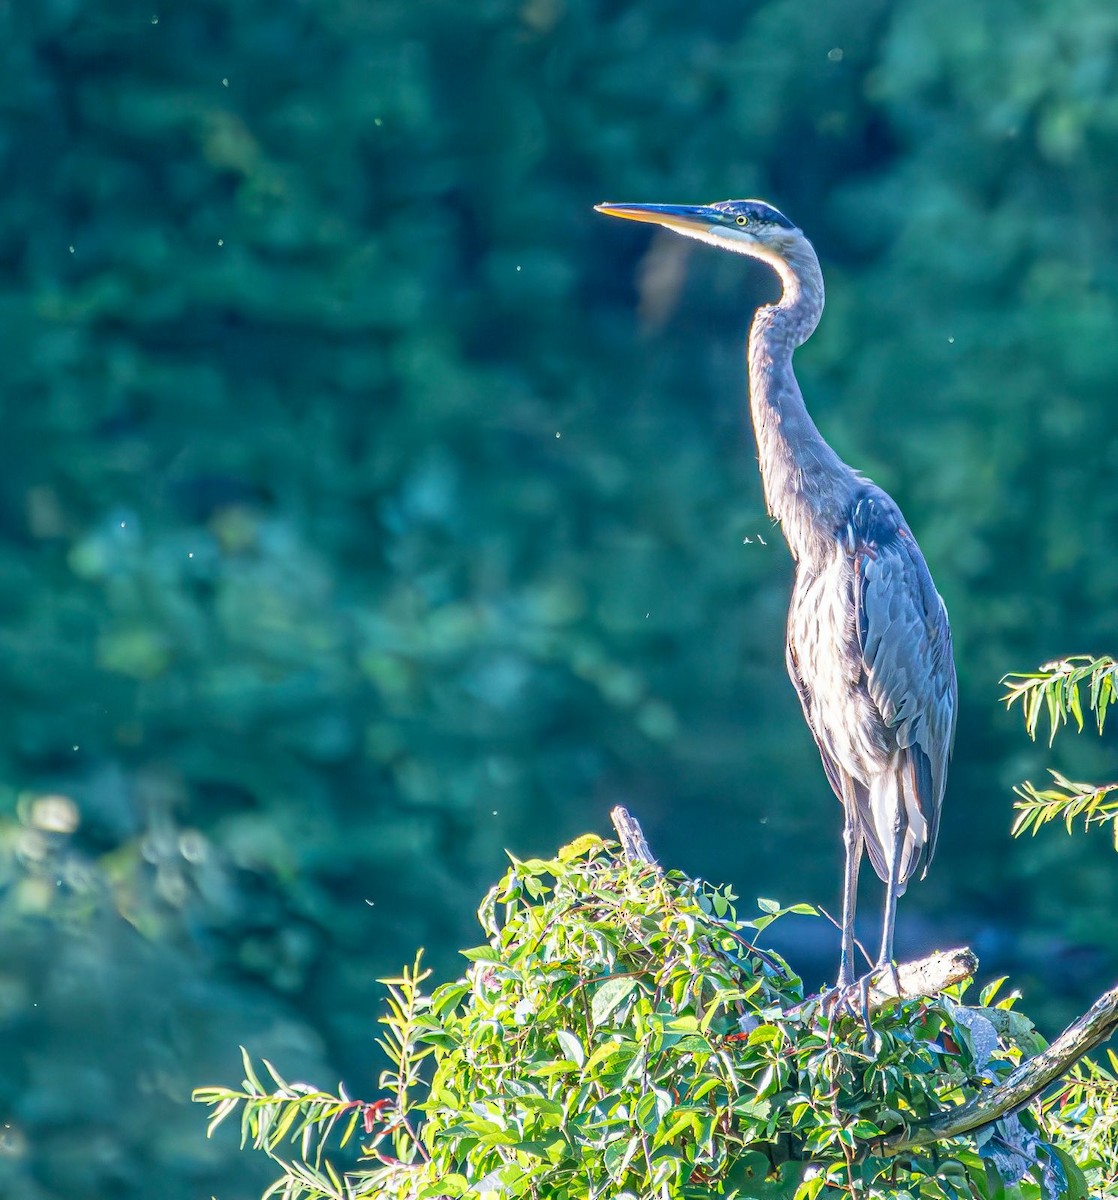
[196,833,1103,1199]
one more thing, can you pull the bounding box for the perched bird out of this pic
[596,199,957,989]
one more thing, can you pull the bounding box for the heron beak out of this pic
[594,202,726,235]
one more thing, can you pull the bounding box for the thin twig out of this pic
[815,904,874,970]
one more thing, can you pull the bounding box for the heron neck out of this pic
[747,242,856,561]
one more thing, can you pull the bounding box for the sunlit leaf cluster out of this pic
[1005,656,1118,847]
[1003,657,1117,746]
[196,836,1087,1199]
[1012,772,1118,849]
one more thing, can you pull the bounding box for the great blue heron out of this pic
[596,198,958,991]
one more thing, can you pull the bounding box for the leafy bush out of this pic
[196,833,1088,1199]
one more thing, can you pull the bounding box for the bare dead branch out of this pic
[788,947,978,1020]
[869,948,979,1009]
[610,806,659,868]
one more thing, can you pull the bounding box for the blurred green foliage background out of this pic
[0,0,1117,1195]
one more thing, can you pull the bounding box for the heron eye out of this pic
[735,215,748,226]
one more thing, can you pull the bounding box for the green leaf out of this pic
[419,1176,469,1198]
[530,1059,580,1078]
[591,977,638,1026]
[689,1076,725,1103]
[978,977,1008,1007]
[583,1038,624,1075]
[555,1029,585,1067]
[557,833,603,861]
[460,946,503,963]
[602,1134,641,1182]
[1050,1146,1089,1200]
[793,1175,826,1200]
[635,1088,671,1133]
[658,1109,699,1144]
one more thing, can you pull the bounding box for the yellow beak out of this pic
[594,202,725,234]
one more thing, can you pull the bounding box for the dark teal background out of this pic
[1,1,1116,1195]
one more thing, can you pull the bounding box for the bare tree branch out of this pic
[610,806,659,868]
[786,947,978,1021]
[869,948,979,1009]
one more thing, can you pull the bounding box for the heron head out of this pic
[595,198,806,272]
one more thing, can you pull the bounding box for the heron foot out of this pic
[815,964,901,1047]
[817,976,872,1038]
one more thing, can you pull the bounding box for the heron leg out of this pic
[837,791,862,989]
[875,820,905,988]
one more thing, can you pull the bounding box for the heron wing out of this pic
[850,493,958,874]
